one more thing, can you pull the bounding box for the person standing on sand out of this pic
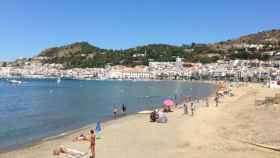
[215,96,219,107]
[206,97,209,107]
[183,104,188,115]
[113,107,118,119]
[76,129,96,158]
[89,129,96,158]
[122,104,126,114]
[191,102,195,116]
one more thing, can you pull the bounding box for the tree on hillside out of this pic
[2,62,7,67]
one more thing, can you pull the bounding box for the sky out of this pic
[0,0,279,61]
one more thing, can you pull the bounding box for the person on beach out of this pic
[215,95,219,107]
[73,130,96,158]
[122,104,126,114]
[113,107,118,119]
[206,98,209,107]
[157,110,168,123]
[89,129,96,158]
[191,102,195,116]
[73,134,87,141]
[183,104,188,115]
[53,145,86,158]
[150,110,156,122]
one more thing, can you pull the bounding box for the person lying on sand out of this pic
[53,145,86,158]
[73,134,87,141]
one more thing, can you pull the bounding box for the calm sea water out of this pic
[0,79,214,150]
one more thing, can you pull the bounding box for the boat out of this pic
[8,79,23,85]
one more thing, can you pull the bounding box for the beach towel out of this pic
[65,152,87,158]
[95,121,102,139]
[66,153,88,158]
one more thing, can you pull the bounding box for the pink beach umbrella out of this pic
[163,99,174,107]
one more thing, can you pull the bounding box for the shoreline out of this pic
[0,80,217,154]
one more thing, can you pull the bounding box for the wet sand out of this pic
[1,83,280,158]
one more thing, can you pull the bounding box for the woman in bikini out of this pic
[72,129,96,158]
[89,129,96,158]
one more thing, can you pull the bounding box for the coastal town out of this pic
[2,0,280,158]
[1,57,280,83]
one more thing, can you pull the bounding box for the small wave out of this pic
[138,95,162,98]
[42,132,67,141]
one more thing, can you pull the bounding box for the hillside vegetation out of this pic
[35,29,280,68]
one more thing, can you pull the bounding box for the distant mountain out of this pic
[34,29,280,68]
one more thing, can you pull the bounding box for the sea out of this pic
[0,79,215,151]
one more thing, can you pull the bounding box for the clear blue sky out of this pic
[0,0,279,61]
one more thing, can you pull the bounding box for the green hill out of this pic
[35,29,280,68]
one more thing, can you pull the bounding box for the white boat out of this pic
[8,79,23,85]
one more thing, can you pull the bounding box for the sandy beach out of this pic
[1,82,280,158]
